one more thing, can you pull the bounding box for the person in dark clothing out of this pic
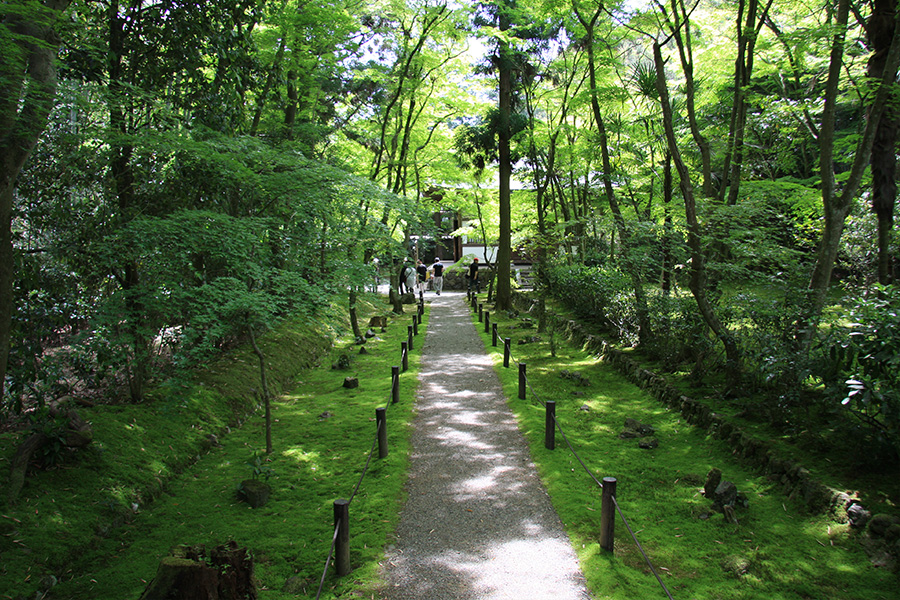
[398,260,412,294]
[416,260,428,296]
[467,258,480,293]
[429,257,444,295]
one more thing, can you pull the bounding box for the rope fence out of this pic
[470,290,675,600]
[313,301,424,600]
[313,293,673,600]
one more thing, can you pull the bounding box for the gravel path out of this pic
[379,291,592,600]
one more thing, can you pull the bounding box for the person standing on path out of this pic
[467,258,480,294]
[416,259,428,298]
[379,292,592,600]
[429,257,444,295]
[405,262,417,295]
[399,260,413,295]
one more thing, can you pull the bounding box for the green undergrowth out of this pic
[630,345,900,514]
[542,294,900,514]
[0,295,426,599]
[472,297,896,600]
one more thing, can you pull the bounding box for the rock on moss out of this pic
[869,514,900,537]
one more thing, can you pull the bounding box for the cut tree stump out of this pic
[238,479,272,508]
[7,406,93,505]
[139,542,256,600]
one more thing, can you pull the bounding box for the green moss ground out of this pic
[5,290,895,599]
[471,298,897,600]
[0,297,426,600]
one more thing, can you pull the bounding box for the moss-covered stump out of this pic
[139,542,256,600]
[7,407,93,505]
[238,479,272,508]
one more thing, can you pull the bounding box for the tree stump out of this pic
[238,479,272,508]
[139,542,256,600]
[7,407,93,504]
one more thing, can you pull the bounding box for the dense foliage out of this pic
[2,0,899,482]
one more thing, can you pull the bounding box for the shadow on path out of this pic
[379,292,592,600]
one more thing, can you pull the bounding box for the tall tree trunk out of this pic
[249,37,287,136]
[284,69,297,139]
[867,0,898,285]
[661,151,673,295]
[108,1,147,401]
[720,0,772,205]
[803,0,900,335]
[371,6,448,183]
[495,3,513,311]
[248,325,272,454]
[576,4,652,344]
[661,0,713,196]
[0,0,72,403]
[654,42,742,390]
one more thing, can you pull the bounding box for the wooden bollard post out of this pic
[484,311,490,334]
[391,366,400,404]
[518,363,526,399]
[376,407,388,459]
[503,338,511,368]
[401,342,408,372]
[407,325,414,351]
[412,315,418,336]
[334,499,351,576]
[600,477,617,553]
[545,400,556,450]
[492,323,498,347]
[478,303,483,322]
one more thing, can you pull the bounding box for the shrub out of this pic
[645,293,715,376]
[819,285,900,459]
[738,288,816,422]
[546,263,638,343]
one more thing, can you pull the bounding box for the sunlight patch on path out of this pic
[379,292,591,600]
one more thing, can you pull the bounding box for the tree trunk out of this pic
[867,0,898,285]
[371,6,448,183]
[663,0,713,196]
[576,4,652,344]
[108,2,148,402]
[661,151,673,295]
[248,326,272,455]
[654,42,742,390]
[388,267,403,314]
[284,69,297,138]
[349,288,362,341]
[249,37,286,136]
[8,406,92,504]
[803,0,900,333]
[495,4,513,311]
[720,0,771,205]
[0,0,72,402]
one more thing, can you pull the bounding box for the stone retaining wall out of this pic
[513,294,854,519]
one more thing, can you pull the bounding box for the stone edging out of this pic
[512,294,855,519]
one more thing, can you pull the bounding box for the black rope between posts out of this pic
[613,496,676,600]
[349,417,384,504]
[314,342,406,599]
[314,519,342,600]
[494,320,676,600]
[512,351,606,490]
